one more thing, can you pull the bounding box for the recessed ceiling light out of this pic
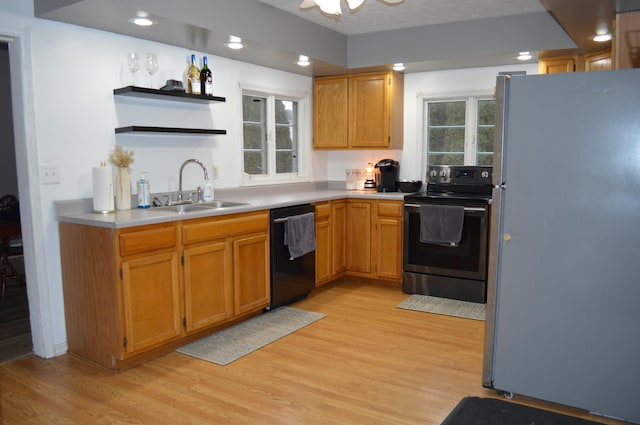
[227,35,244,50]
[129,10,155,26]
[517,51,532,61]
[593,33,612,42]
[297,55,311,67]
[392,63,405,71]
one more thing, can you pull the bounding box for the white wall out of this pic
[1,1,540,358]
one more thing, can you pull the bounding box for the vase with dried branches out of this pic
[108,146,135,210]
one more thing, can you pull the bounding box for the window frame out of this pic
[241,87,310,186]
[422,92,495,170]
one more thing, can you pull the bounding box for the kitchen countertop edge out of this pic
[56,188,409,229]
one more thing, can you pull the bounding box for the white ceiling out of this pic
[257,0,548,35]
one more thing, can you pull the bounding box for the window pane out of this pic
[428,153,464,165]
[243,124,263,149]
[429,128,465,152]
[428,101,466,166]
[429,101,465,125]
[275,99,298,175]
[275,99,294,125]
[276,152,296,173]
[243,96,264,122]
[478,100,495,125]
[242,95,267,175]
[244,152,265,175]
[476,99,495,166]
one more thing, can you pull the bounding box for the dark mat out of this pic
[441,397,605,425]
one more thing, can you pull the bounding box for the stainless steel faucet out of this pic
[177,159,209,202]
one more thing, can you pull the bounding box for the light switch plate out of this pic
[40,163,60,184]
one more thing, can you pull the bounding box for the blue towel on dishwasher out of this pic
[284,212,316,260]
[419,204,464,247]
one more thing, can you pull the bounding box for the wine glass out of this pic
[145,53,159,88]
[126,52,140,86]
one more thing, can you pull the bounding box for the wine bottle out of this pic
[200,56,213,96]
[187,54,201,95]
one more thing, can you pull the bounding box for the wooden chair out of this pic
[0,194,25,303]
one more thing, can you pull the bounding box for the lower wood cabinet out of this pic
[345,199,403,282]
[315,200,347,286]
[59,210,270,369]
[121,250,182,354]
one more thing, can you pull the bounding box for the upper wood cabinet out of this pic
[313,71,403,149]
[538,50,612,74]
[538,56,576,74]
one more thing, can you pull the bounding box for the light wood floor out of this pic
[0,279,632,424]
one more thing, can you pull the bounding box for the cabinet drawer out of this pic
[183,211,268,245]
[377,201,403,217]
[315,203,330,219]
[119,223,177,256]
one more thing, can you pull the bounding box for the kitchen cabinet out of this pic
[313,71,403,149]
[373,201,404,282]
[346,200,373,277]
[315,200,347,286]
[181,211,270,330]
[60,221,181,368]
[59,210,269,369]
[584,50,612,72]
[113,86,227,136]
[344,199,403,283]
[538,50,612,74]
[538,55,577,74]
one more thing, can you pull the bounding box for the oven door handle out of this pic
[404,203,487,212]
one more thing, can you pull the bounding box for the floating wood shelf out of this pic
[115,126,227,135]
[113,86,225,103]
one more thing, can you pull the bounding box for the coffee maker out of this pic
[374,159,399,192]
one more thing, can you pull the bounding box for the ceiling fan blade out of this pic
[299,0,316,9]
[346,0,365,9]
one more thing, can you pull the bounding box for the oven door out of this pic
[403,202,489,281]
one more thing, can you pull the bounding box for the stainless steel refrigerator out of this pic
[483,70,640,424]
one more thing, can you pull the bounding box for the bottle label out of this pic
[190,79,201,95]
[204,80,213,96]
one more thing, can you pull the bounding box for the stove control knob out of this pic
[430,170,438,177]
[481,171,489,179]
[440,171,447,178]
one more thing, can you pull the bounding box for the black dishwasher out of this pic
[268,204,316,310]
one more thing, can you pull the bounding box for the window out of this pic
[425,96,495,166]
[242,91,303,182]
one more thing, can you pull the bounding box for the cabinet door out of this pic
[121,251,181,354]
[585,50,612,72]
[538,56,576,74]
[349,73,389,148]
[313,76,348,148]
[233,233,270,315]
[315,203,332,285]
[183,241,233,332]
[331,201,347,276]
[346,200,373,276]
[374,201,404,282]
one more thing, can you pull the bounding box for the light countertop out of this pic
[56,184,410,229]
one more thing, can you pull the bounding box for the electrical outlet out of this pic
[213,165,219,179]
[40,163,60,184]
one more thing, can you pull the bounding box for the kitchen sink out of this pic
[152,200,247,213]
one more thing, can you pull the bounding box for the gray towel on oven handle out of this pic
[419,204,464,247]
[284,212,316,260]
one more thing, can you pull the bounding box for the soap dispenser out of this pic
[137,170,151,208]
[203,178,214,202]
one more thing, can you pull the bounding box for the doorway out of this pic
[0,41,32,363]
